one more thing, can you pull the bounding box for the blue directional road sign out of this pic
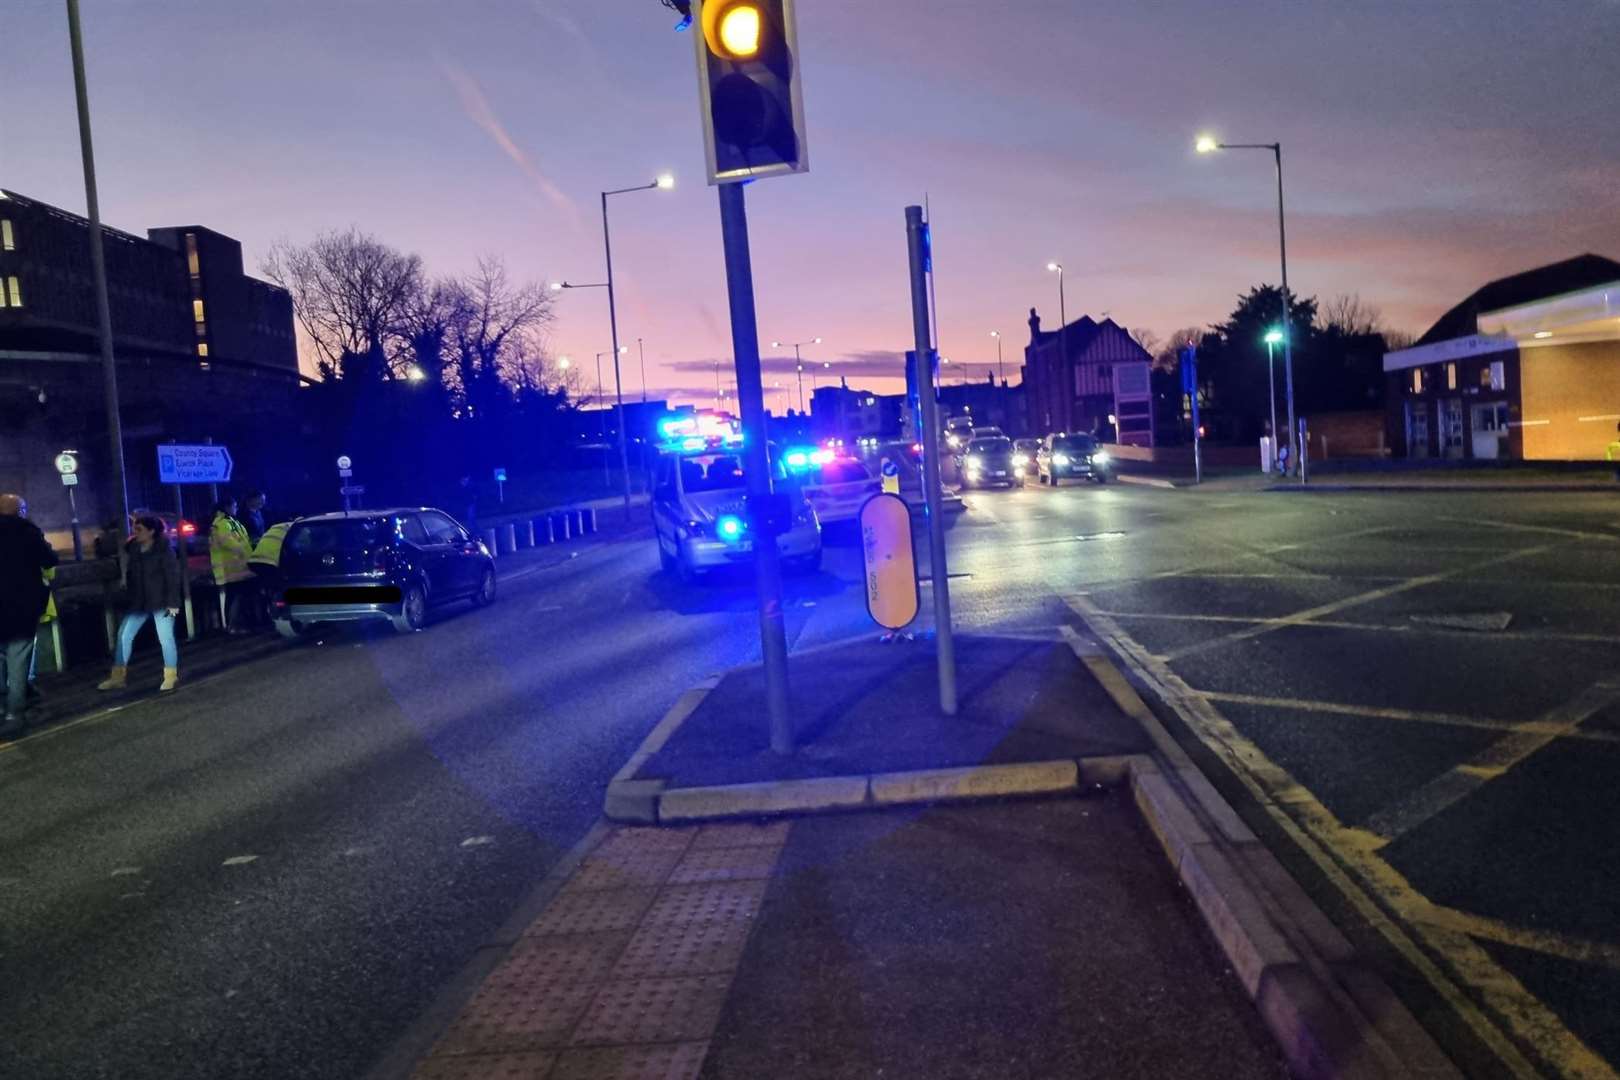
[157,444,233,485]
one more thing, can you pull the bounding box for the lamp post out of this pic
[1263,329,1283,467]
[597,173,674,513]
[637,337,647,403]
[1196,135,1296,474]
[595,347,626,487]
[990,330,1004,385]
[771,337,821,414]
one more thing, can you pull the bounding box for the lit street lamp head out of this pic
[655,173,675,190]
[1264,329,1285,344]
[1046,261,1062,274]
[558,356,571,370]
[1195,134,1220,154]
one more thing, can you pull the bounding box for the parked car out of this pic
[652,444,822,583]
[273,508,496,637]
[1035,433,1113,486]
[955,435,1021,488]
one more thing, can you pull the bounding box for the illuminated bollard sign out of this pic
[859,492,919,630]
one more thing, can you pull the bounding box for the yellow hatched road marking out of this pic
[1090,608,1620,648]
[1362,682,1620,844]
[1419,907,1620,974]
[1067,593,1613,1080]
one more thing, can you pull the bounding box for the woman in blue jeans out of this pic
[97,515,183,693]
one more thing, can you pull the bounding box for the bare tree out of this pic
[1381,329,1417,351]
[444,257,555,415]
[263,228,423,381]
[1154,327,1203,372]
[1323,293,1382,337]
[1129,327,1161,356]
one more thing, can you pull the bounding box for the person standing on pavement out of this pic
[0,494,59,737]
[98,516,183,693]
[209,498,254,634]
[241,491,268,545]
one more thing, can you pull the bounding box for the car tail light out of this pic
[179,521,197,537]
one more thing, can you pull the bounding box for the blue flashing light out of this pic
[716,514,746,543]
[783,449,811,470]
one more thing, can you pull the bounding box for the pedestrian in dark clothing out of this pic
[242,491,268,545]
[460,475,478,531]
[0,494,59,736]
[97,516,183,694]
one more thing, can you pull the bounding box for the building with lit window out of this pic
[1383,255,1620,460]
[0,189,300,545]
[1021,308,1156,445]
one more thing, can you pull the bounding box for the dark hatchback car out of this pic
[955,435,1021,488]
[1035,432,1113,485]
[273,508,496,638]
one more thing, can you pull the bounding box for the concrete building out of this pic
[0,190,300,546]
[1021,308,1156,445]
[810,380,903,440]
[1382,255,1620,460]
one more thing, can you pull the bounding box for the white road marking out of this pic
[460,835,495,848]
[341,847,369,858]
[222,855,259,867]
[110,867,142,877]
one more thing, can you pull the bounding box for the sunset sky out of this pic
[6,1,1618,408]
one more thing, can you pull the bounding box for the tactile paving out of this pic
[611,915,752,979]
[642,880,767,926]
[562,849,684,894]
[483,931,630,992]
[549,1041,708,1080]
[689,821,791,850]
[522,888,657,938]
[593,827,698,859]
[430,977,600,1055]
[412,1049,557,1080]
[667,843,783,885]
[570,974,731,1046]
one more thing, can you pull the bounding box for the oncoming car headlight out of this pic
[1052,453,1071,466]
[965,454,982,470]
[1012,454,1030,467]
[1091,450,1110,466]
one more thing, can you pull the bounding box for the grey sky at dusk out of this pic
[5,0,1617,407]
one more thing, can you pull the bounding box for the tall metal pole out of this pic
[601,193,633,513]
[906,205,957,716]
[718,183,793,754]
[995,333,1004,386]
[595,351,609,488]
[66,0,129,539]
[1273,144,1297,477]
[637,337,647,404]
[1266,338,1279,470]
[1055,267,1068,429]
[794,343,804,414]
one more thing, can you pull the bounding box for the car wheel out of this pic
[472,568,496,607]
[676,553,703,585]
[1094,472,1109,485]
[392,583,427,633]
[273,618,307,641]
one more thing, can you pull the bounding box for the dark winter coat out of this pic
[0,515,58,641]
[124,539,183,613]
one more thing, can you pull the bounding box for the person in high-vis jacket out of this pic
[210,499,255,634]
[1607,421,1620,481]
[248,520,293,625]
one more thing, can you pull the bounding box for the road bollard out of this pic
[501,523,517,554]
[483,528,499,556]
[585,507,598,534]
[559,512,572,540]
[544,515,556,544]
[522,520,535,548]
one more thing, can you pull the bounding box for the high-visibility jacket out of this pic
[1606,440,1620,463]
[41,566,57,623]
[249,521,292,568]
[210,513,254,584]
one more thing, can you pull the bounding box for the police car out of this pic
[650,413,823,583]
[785,447,881,525]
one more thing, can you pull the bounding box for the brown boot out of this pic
[97,665,128,691]
[159,667,180,693]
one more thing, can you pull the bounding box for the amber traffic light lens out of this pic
[717,4,761,57]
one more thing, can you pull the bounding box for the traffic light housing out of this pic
[692,0,808,184]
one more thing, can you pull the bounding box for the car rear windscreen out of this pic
[287,519,385,554]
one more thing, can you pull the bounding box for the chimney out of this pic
[1028,307,1041,342]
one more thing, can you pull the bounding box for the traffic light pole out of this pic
[718,182,793,754]
[905,205,957,716]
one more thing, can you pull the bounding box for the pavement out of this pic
[9,477,1620,1079]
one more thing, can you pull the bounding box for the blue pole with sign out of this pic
[1181,345,1201,485]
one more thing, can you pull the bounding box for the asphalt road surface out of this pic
[4,482,1619,1079]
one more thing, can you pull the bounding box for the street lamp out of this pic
[771,336,821,413]
[601,173,675,512]
[637,337,647,403]
[989,330,1004,386]
[1263,328,1284,464]
[1196,133,1297,474]
[595,347,627,486]
[406,365,427,383]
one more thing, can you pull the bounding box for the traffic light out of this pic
[692,0,808,183]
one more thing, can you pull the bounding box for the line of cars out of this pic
[950,426,1113,489]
